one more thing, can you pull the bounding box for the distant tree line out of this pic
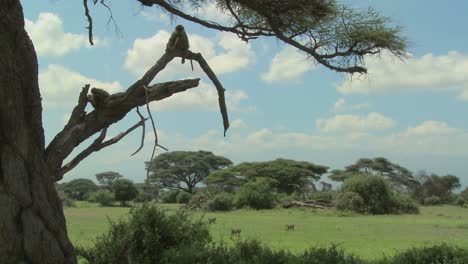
[56,150,466,214]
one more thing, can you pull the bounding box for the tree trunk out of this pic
[0,1,76,263]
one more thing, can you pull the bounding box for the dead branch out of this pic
[130,107,146,156]
[83,0,94,45]
[283,201,332,209]
[57,118,147,180]
[65,84,90,129]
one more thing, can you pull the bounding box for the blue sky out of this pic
[22,0,468,187]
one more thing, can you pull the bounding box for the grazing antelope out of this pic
[208,218,216,224]
[285,224,295,231]
[231,228,241,237]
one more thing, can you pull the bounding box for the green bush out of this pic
[134,191,153,203]
[160,190,180,203]
[334,191,365,213]
[235,178,276,210]
[206,193,234,211]
[176,191,193,204]
[58,190,75,207]
[423,195,441,205]
[88,190,115,206]
[77,204,210,264]
[335,174,418,214]
[377,244,468,264]
[390,191,419,214]
[62,178,98,201]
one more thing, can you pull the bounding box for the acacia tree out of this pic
[146,150,233,193]
[329,157,419,190]
[95,171,123,190]
[0,0,406,263]
[205,158,328,194]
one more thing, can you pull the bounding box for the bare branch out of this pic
[58,119,147,180]
[130,107,146,156]
[83,0,94,45]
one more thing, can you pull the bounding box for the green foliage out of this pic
[457,188,468,207]
[235,178,277,210]
[160,190,180,203]
[335,191,365,213]
[210,158,328,194]
[389,191,419,214]
[95,171,123,190]
[176,191,192,204]
[112,179,138,206]
[58,190,76,207]
[62,178,98,201]
[170,0,406,74]
[377,244,468,264]
[423,196,441,205]
[134,191,153,203]
[206,193,234,211]
[88,190,115,206]
[413,172,462,204]
[77,204,210,264]
[335,174,418,214]
[330,157,418,190]
[147,150,232,194]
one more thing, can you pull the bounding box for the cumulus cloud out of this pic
[316,112,396,133]
[124,30,254,78]
[261,46,315,83]
[39,64,122,108]
[25,13,103,57]
[398,121,459,138]
[150,80,251,112]
[338,51,468,101]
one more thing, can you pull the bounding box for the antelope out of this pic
[208,218,216,224]
[231,228,241,237]
[285,224,295,231]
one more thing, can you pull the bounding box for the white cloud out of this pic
[333,98,346,112]
[25,13,103,57]
[261,46,315,83]
[124,30,254,78]
[150,80,251,112]
[316,112,396,133]
[338,51,468,100]
[399,121,459,138]
[39,64,122,108]
[193,2,231,23]
[231,119,247,129]
[333,98,371,112]
[140,10,170,23]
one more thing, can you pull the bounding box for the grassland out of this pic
[66,203,468,259]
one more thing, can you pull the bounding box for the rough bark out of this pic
[0,1,76,263]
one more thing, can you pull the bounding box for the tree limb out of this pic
[83,0,94,45]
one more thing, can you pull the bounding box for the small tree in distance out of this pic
[95,171,123,190]
[112,179,139,206]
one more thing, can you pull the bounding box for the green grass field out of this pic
[66,203,468,259]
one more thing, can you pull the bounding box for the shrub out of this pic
[377,244,468,264]
[58,190,75,207]
[206,193,234,211]
[423,195,441,205]
[176,191,193,204]
[160,190,179,203]
[457,188,468,207]
[77,204,210,264]
[112,179,138,206]
[134,191,153,203]
[334,192,365,213]
[62,179,98,201]
[390,191,419,214]
[235,178,276,210]
[335,174,419,214]
[88,190,115,206]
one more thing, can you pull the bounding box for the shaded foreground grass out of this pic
[66,203,468,259]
